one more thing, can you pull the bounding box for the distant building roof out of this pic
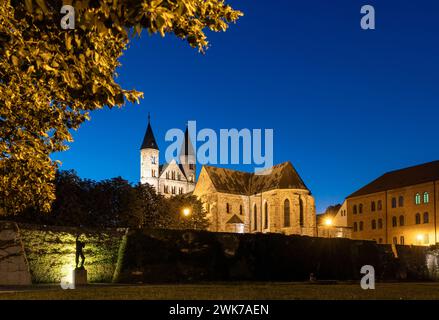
[226,215,245,224]
[203,162,310,196]
[347,160,439,198]
[140,115,159,150]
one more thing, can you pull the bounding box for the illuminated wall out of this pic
[19,224,127,284]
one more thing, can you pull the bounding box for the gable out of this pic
[160,160,187,181]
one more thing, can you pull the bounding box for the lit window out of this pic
[415,193,421,205]
[424,192,430,204]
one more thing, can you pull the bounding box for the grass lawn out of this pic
[1,282,439,300]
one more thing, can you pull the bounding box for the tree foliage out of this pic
[14,170,209,230]
[0,0,242,214]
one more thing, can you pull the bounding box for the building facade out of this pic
[140,116,196,196]
[347,161,439,246]
[193,162,316,235]
[317,201,352,238]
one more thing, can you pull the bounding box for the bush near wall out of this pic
[19,224,127,283]
[116,229,422,283]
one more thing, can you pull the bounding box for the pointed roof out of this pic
[347,160,439,198]
[226,215,244,224]
[180,125,195,158]
[140,114,159,150]
[202,162,310,196]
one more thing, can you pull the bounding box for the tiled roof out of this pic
[204,162,309,195]
[347,160,439,198]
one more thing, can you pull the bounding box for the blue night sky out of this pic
[54,0,439,213]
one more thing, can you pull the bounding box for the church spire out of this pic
[140,113,159,150]
[180,125,195,157]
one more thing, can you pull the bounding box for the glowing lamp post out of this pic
[416,234,424,245]
[182,208,192,217]
[324,218,333,238]
[324,218,333,227]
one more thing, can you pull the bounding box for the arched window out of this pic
[353,222,358,232]
[371,220,376,230]
[359,204,363,214]
[398,196,404,207]
[378,219,383,229]
[353,205,357,215]
[415,193,421,205]
[226,203,230,214]
[359,221,364,231]
[377,200,382,211]
[264,202,269,229]
[424,192,430,204]
[253,204,258,231]
[284,199,291,227]
[415,213,421,225]
[424,212,429,224]
[392,216,397,227]
[299,198,304,227]
[391,197,397,208]
[239,205,243,215]
[371,201,376,212]
[400,236,405,245]
[399,215,405,226]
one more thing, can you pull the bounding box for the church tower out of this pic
[179,126,196,191]
[140,114,159,190]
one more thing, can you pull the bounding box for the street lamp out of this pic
[182,208,191,217]
[324,218,333,227]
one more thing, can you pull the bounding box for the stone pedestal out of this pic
[74,269,88,286]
